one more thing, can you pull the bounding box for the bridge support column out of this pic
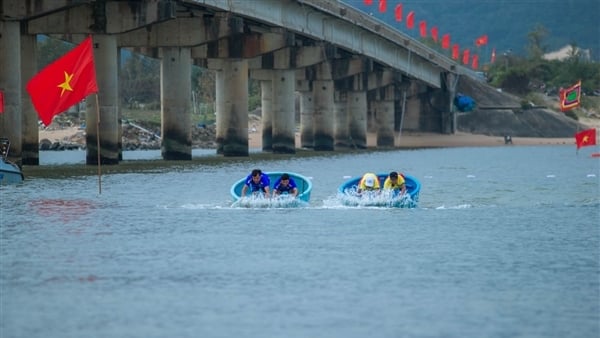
[21,34,39,165]
[445,73,459,134]
[298,83,314,149]
[402,81,421,131]
[348,90,367,149]
[334,90,351,149]
[313,79,335,151]
[271,69,295,153]
[160,47,192,160]
[215,59,249,156]
[374,86,395,148]
[260,79,273,151]
[86,35,119,165]
[0,21,22,165]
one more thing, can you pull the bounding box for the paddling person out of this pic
[273,173,298,198]
[241,169,271,198]
[383,171,407,196]
[357,172,380,194]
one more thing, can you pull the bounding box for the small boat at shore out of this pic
[337,173,420,208]
[230,171,312,207]
[0,138,24,184]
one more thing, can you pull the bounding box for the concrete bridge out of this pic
[0,0,462,165]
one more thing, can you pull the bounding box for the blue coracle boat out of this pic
[0,138,24,184]
[337,173,421,208]
[230,171,312,207]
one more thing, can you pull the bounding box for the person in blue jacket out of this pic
[273,173,298,197]
[241,169,271,197]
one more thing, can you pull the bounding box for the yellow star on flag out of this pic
[58,71,74,96]
[582,135,590,143]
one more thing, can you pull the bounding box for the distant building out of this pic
[543,45,591,61]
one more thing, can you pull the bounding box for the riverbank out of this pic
[39,125,578,150]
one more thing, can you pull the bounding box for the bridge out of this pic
[0,0,464,165]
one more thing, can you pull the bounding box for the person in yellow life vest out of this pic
[383,171,407,195]
[357,172,381,194]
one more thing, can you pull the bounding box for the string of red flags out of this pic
[360,0,490,70]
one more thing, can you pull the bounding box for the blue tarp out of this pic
[454,94,476,112]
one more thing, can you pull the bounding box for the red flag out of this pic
[475,35,488,47]
[462,49,470,65]
[419,21,427,38]
[406,11,415,29]
[26,36,98,126]
[491,47,496,63]
[575,128,597,149]
[471,54,479,69]
[394,4,402,21]
[430,26,439,42]
[378,0,386,12]
[559,80,582,112]
[364,0,373,5]
[441,34,450,49]
[0,90,4,114]
[452,44,460,60]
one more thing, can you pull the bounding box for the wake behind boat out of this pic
[0,138,24,184]
[230,171,312,207]
[337,173,420,208]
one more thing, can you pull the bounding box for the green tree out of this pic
[119,51,160,107]
[525,24,548,60]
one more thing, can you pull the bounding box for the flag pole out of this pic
[95,93,102,194]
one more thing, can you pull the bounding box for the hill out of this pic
[342,0,600,60]
[455,76,595,138]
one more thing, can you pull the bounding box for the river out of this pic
[1,146,598,338]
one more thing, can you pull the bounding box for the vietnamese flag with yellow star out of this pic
[26,36,98,126]
[575,128,597,149]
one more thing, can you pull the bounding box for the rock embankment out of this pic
[39,123,218,150]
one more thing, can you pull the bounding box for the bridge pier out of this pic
[271,69,295,154]
[312,62,335,151]
[374,86,395,148]
[215,59,249,156]
[348,90,368,149]
[0,21,22,165]
[160,47,192,160]
[298,86,314,149]
[86,35,119,165]
[260,79,273,151]
[334,90,351,149]
[313,79,335,151]
[21,34,39,165]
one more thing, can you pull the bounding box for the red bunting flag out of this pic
[491,47,496,63]
[462,49,470,65]
[26,36,98,126]
[430,26,439,42]
[419,21,427,38]
[475,35,488,47]
[0,90,4,114]
[559,80,582,112]
[575,128,597,149]
[471,54,479,69]
[394,4,402,21]
[378,0,387,12]
[364,0,373,5]
[441,34,450,49]
[406,11,415,29]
